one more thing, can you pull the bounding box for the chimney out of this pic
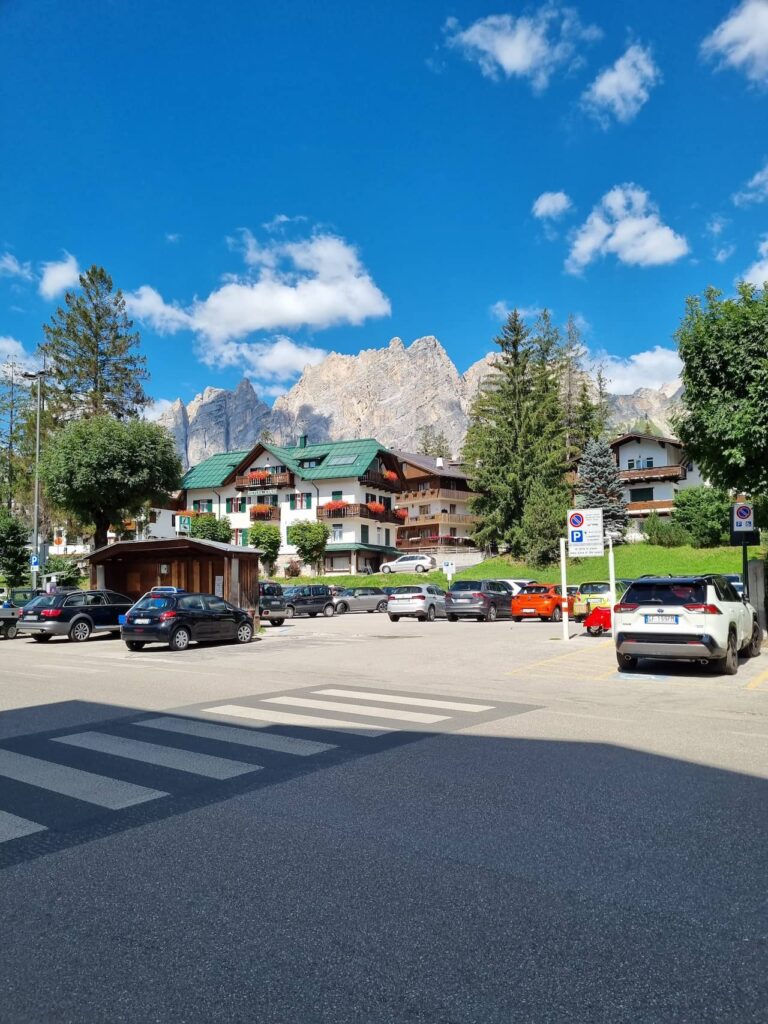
[435,457,444,469]
[298,434,308,449]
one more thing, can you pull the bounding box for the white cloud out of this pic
[199,334,327,382]
[581,44,660,125]
[741,237,768,285]
[262,213,307,232]
[144,398,176,421]
[733,159,768,205]
[259,381,290,399]
[38,252,80,300]
[565,184,689,274]
[715,244,736,262]
[701,0,768,84]
[489,301,542,321]
[595,346,683,394]
[532,191,572,219]
[164,233,181,244]
[0,335,36,370]
[0,252,33,281]
[706,215,729,235]
[444,6,601,92]
[126,285,193,333]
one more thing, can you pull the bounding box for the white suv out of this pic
[380,554,436,574]
[615,575,762,676]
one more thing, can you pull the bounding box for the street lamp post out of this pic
[21,369,46,588]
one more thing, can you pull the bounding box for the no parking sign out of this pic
[567,509,604,557]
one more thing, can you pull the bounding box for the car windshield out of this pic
[623,582,706,606]
[339,589,355,596]
[133,595,174,610]
[450,581,479,591]
[520,586,549,595]
[261,584,282,596]
[394,586,422,594]
[25,595,59,609]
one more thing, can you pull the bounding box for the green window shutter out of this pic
[332,490,342,502]
[225,498,232,514]
[305,493,312,509]
[361,525,369,544]
[289,494,296,510]
[241,529,249,547]
[385,528,390,547]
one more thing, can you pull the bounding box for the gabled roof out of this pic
[609,432,682,449]
[182,450,251,489]
[393,450,469,482]
[227,438,399,483]
[88,537,264,562]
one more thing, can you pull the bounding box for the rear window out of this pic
[393,587,422,595]
[25,595,60,609]
[623,582,706,606]
[450,581,480,592]
[133,595,175,610]
[580,583,609,594]
[260,584,283,597]
[520,586,549,595]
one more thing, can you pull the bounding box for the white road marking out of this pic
[0,809,47,844]
[262,696,448,724]
[137,716,336,757]
[313,689,495,712]
[53,732,260,780]
[203,704,391,737]
[0,749,167,809]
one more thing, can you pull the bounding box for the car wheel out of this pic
[125,641,145,651]
[551,606,562,623]
[3,623,18,640]
[415,564,426,573]
[32,633,52,643]
[376,600,388,612]
[382,566,391,574]
[485,604,498,623]
[285,605,295,618]
[714,631,738,676]
[427,604,436,622]
[169,626,191,652]
[389,615,400,622]
[236,622,253,644]
[513,617,522,623]
[322,604,335,617]
[69,619,92,643]
[270,619,284,627]
[587,626,604,636]
[616,653,638,672]
[746,621,762,658]
[335,603,348,615]
[448,614,458,622]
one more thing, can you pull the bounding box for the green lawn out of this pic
[284,544,765,590]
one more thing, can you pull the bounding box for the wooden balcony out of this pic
[619,465,687,483]
[626,499,674,515]
[398,487,477,502]
[359,470,401,492]
[235,472,294,490]
[248,506,280,522]
[400,512,477,526]
[318,503,402,525]
[397,536,478,550]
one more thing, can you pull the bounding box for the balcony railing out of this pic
[248,506,280,522]
[626,499,675,514]
[359,470,401,492]
[398,487,478,502]
[400,512,477,526]
[619,465,687,483]
[235,472,294,490]
[397,536,478,549]
[318,503,402,525]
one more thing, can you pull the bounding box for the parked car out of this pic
[510,584,574,623]
[445,580,513,622]
[723,573,745,598]
[615,575,761,675]
[0,603,22,639]
[283,584,335,618]
[380,554,437,574]
[495,578,537,597]
[388,585,446,622]
[19,590,133,642]
[572,581,627,622]
[259,581,287,626]
[332,587,389,614]
[121,591,254,651]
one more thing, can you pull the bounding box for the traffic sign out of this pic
[730,502,759,546]
[177,515,191,534]
[29,554,39,570]
[567,508,604,557]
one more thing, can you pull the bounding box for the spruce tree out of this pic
[42,265,149,420]
[577,438,628,538]
[528,309,567,487]
[520,477,570,567]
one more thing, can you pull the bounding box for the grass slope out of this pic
[284,544,764,589]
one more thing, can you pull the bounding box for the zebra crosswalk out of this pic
[0,685,536,866]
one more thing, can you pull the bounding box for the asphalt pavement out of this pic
[0,614,766,1022]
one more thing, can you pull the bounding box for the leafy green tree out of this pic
[248,522,281,574]
[671,486,731,547]
[41,554,82,586]
[643,512,691,547]
[674,283,768,498]
[190,513,232,544]
[416,426,452,459]
[577,438,628,538]
[287,519,330,573]
[0,511,30,586]
[520,477,569,566]
[42,265,150,421]
[40,416,181,549]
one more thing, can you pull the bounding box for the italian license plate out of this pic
[25,614,37,620]
[523,608,536,613]
[455,598,469,603]
[646,614,677,624]
[135,617,151,625]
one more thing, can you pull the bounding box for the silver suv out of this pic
[387,585,446,622]
[380,554,437,574]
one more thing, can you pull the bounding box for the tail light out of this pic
[473,592,487,600]
[159,610,177,621]
[684,603,722,614]
[41,609,62,618]
[614,603,638,612]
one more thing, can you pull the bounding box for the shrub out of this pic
[248,522,281,574]
[284,558,302,578]
[190,513,233,544]
[643,512,691,547]
[671,486,731,547]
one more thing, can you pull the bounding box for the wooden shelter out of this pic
[88,538,262,609]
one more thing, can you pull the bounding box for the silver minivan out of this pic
[387,585,446,622]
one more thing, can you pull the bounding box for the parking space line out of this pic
[505,640,613,675]
[746,666,768,691]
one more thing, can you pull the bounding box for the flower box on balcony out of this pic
[367,501,386,514]
[250,504,274,519]
[382,470,398,482]
[324,500,349,512]
[394,508,408,520]
[249,470,270,481]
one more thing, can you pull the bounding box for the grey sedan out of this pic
[332,587,389,614]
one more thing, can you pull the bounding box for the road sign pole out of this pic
[559,537,569,643]
[607,535,616,636]
[743,542,749,601]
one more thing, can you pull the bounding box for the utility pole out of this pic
[21,369,46,587]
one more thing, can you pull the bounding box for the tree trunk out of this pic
[93,515,110,551]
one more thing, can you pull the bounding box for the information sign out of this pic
[567,508,604,558]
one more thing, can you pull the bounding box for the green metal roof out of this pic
[262,438,386,481]
[325,543,400,554]
[182,450,251,489]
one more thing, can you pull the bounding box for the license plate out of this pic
[25,614,37,620]
[135,617,152,625]
[454,598,470,603]
[646,614,677,624]
[523,608,536,613]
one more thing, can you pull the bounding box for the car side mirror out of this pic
[742,594,748,603]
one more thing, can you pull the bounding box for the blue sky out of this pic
[2,0,768,412]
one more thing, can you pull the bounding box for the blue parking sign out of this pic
[570,529,584,543]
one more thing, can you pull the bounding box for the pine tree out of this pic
[417,426,452,459]
[0,360,31,509]
[41,265,149,421]
[577,438,628,538]
[528,309,567,487]
[520,477,570,567]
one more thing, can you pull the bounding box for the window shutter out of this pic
[361,525,369,544]
[289,494,296,510]
[385,529,390,546]
[305,493,312,509]
[332,490,342,502]
[226,498,232,514]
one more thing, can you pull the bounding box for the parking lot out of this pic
[1,611,766,1021]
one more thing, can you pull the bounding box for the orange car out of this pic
[510,584,574,623]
